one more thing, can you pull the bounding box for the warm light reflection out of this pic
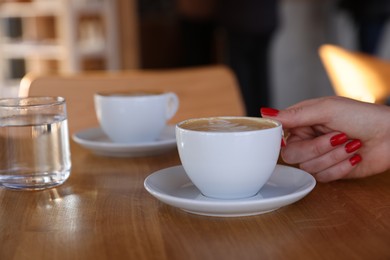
[18,75,33,97]
[324,53,376,103]
[37,187,98,232]
[48,188,63,202]
[320,45,390,104]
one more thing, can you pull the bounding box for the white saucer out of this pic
[72,125,177,157]
[144,165,316,217]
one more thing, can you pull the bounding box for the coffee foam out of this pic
[180,118,276,132]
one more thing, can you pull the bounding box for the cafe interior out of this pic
[1,0,389,106]
[1,0,390,259]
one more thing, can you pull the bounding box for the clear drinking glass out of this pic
[0,97,71,190]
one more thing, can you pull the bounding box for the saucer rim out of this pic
[72,125,176,148]
[144,164,316,217]
[71,125,176,157]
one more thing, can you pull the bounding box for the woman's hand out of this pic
[261,96,390,182]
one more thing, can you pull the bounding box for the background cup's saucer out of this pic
[72,125,176,157]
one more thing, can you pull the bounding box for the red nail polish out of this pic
[261,107,279,117]
[345,139,362,153]
[281,138,286,147]
[349,154,362,166]
[330,133,348,147]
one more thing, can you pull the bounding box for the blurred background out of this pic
[0,0,389,109]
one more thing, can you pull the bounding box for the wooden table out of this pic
[1,139,390,259]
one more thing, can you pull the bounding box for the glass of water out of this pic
[0,97,71,190]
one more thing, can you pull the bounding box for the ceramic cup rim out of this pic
[176,116,282,134]
[95,90,170,99]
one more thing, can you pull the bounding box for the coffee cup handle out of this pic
[165,92,179,120]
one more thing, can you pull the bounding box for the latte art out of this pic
[180,117,276,132]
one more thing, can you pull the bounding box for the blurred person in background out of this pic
[338,0,390,55]
[217,0,279,117]
[176,0,218,67]
[176,0,279,117]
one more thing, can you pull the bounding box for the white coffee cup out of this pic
[176,116,282,199]
[94,91,179,143]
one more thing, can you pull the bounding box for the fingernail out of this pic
[261,107,279,117]
[281,138,286,147]
[345,139,362,153]
[330,133,348,147]
[349,154,362,166]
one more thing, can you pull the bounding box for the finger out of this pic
[288,126,317,141]
[281,132,347,164]
[314,154,362,182]
[261,97,337,129]
[262,97,381,141]
[299,139,362,174]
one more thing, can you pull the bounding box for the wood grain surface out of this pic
[1,142,390,259]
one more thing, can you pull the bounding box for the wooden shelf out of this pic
[0,0,106,17]
[1,41,63,59]
[0,0,120,95]
[0,2,60,17]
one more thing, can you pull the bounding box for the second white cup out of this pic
[94,91,179,143]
